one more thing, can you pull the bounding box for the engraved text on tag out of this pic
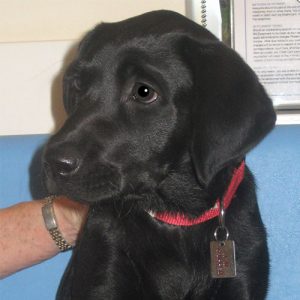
[210,240,237,278]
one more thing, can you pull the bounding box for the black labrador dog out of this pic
[43,10,276,300]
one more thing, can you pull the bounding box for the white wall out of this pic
[0,41,74,135]
[0,0,186,135]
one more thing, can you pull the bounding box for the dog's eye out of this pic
[132,83,158,104]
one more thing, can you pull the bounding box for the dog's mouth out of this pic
[43,162,122,203]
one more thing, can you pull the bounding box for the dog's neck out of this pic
[149,158,241,218]
[151,161,245,226]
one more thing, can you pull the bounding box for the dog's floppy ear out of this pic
[187,40,276,186]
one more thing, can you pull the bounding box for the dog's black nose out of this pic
[44,145,82,178]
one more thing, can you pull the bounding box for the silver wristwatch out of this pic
[42,196,73,252]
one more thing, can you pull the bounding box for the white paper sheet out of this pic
[233,0,300,109]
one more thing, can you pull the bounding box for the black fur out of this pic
[43,10,276,299]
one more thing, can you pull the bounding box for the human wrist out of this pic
[50,196,88,247]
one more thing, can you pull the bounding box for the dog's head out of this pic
[43,10,276,205]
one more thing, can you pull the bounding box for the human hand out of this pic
[52,196,89,246]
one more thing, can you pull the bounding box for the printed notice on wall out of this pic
[233,0,300,109]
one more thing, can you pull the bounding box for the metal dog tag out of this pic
[210,239,237,278]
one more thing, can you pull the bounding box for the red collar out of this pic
[151,161,245,226]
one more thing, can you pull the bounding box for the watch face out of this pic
[42,204,57,230]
